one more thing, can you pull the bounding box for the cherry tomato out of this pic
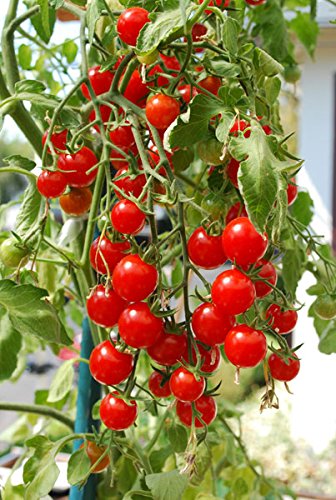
[42,129,68,152]
[113,167,146,200]
[266,304,298,334]
[199,0,230,14]
[111,199,146,235]
[58,146,98,188]
[169,367,205,402]
[0,238,29,268]
[110,124,135,148]
[86,285,127,328]
[81,441,110,473]
[226,157,240,188]
[225,324,267,368]
[287,178,298,206]
[100,392,137,430]
[149,55,181,87]
[192,302,235,346]
[268,352,300,381]
[146,94,180,130]
[148,146,173,170]
[118,302,163,349]
[81,66,114,99]
[314,295,336,320]
[117,7,150,46]
[60,187,92,216]
[211,269,256,316]
[222,217,268,267]
[284,65,301,84]
[176,395,217,428]
[147,330,187,366]
[178,84,198,103]
[110,143,139,171]
[89,105,113,131]
[123,69,150,107]
[90,236,130,275]
[230,119,251,138]
[89,340,134,385]
[184,343,221,373]
[198,76,222,96]
[251,259,277,298]
[187,227,226,269]
[225,202,248,225]
[112,254,158,302]
[37,170,67,198]
[245,0,265,5]
[192,23,207,53]
[148,371,171,398]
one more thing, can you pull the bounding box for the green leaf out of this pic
[270,176,287,244]
[204,58,240,78]
[254,47,283,77]
[1,481,25,500]
[318,327,336,354]
[15,79,46,94]
[47,360,75,402]
[24,0,56,43]
[264,77,281,104]
[15,180,42,239]
[86,0,105,43]
[282,243,306,297]
[0,280,72,346]
[67,447,91,485]
[149,446,173,473]
[62,39,78,64]
[18,44,32,70]
[0,308,22,381]
[145,470,188,500]
[290,191,314,227]
[167,424,188,453]
[215,111,235,143]
[171,149,194,172]
[289,12,319,58]
[222,17,240,55]
[3,154,36,171]
[256,0,289,62]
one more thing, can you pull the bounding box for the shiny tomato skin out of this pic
[245,0,265,5]
[198,76,222,96]
[251,259,277,298]
[266,304,298,334]
[148,371,171,398]
[187,227,226,269]
[178,84,198,103]
[226,157,240,188]
[111,199,146,235]
[100,392,137,431]
[225,202,248,225]
[118,302,163,349]
[58,146,98,187]
[82,441,110,473]
[184,343,221,373]
[176,395,217,428]
[169,367,205,402]
[268,352,300,381]
[230,119,250,138]
[149,54,181,87]
[60,187,92,216]
[89,236,130,275]
[42,129,68,152]
[146,94,180,130]
[112,254,158,302]
[86,285,127,328]
[81,66,114,99]
[117,7,150,46]
[192,23,207,45]
[211,269,256,316]
[123,69,149,107]
[37,170,67,198]
[199,0,230,14]
[89,340,134,386]
[287,178,298,206]
[110,125,135,148]
[113,167,146,200]
[192,302,235,346]
[225,324,267,368]
[222,217,268,267]
[147,330,187,366]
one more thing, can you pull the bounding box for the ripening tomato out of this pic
[111,199,146,235]
[225,324,267,368]
[123,69,150,107]
[81,66,114,99]
[266,304,298,334]
[245,0,266,5]
[59,187,92,216]
[37,170,67,198]
[169,367,205,402]
[89,105,113,131]
[42,129,68,153]
[211,269,256,316]
[176,395,217,428]
[100,392,137,430]
[86,285,127,328]
[58,146,98,187]
[187,227,226,269]
[198,76,222,96]
[147,330,187,366]
[226,157,240,188]
[117,7,150,46]
[287,178,298,206]
[113,167,146,200]
[148,371,171,398]
[118,302,163,349]
[192,302,235,346]
[251,259,277,298]
[230,119,250,138]
[0,238,29,268]
[112,254,158,302]
[268,352,300,381]
[222,217,268,267]
[146,94,180,130]
[81,441,110,473]
[149,54,181,87]
[89,340,134,386]
[199,0,230,14]
[90,236,130,275]
[225,202,248,225]
[184,343,221,373]
[178,84,198,103]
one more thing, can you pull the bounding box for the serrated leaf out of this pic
[254,47,283,77]
[15,180,41,239]
[18,44,32,70]
[290,191,314,227]
[271,177,287,244]
[3,154,36,171]
[289,12,319,58]
[205,58,240,78]
[216,111,235,143]
[145,470,188,500]
[86,0,105,43]
[15,79,46,94]
[47,360,74,402]
[0,308,22,381]
[67,447,91,485]
[167,424,188,453]
[62,39,78,63]
[222,17,240,55]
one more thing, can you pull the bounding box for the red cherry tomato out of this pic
[245,0,265,5]
[169,367,205,402]
[58,146,98,188]
[123,69,150,107]
[86,285,127,328]
[199,0,230,14]
[89,105,113,132]
[211,269,256,316]
[192,23,207,52]
[89,340,134,385]
[60,187,92,216]
[110,143,139,171]
[118,302,163,349]
[146,94,180,130]
[113,167,146,200]
[81,441,110,473]
[100,392,137,430]
[89,236,130,275]
[117,7,150,46]
[230,119,250,138]
[178,84,198,103]
[110,124,135,148]
[184,343,221,373]
[42,129,68,153]
[37,170,67,198]
[198,76,222,96]
[249,259,277,298]
[111,199,146,235]
[287,178,298,206]
[147,330,187,366]
[176,395,217,428]
[192,302,235,346]
[149,55,181,87]
[266,304,298,334]
[148,145,173,170]
[148,371,171,398]
[222,217,268,267]
[268,352,300,381]
[187,227,227,269]
[225,324,267,368]
[225,202,248,225]
[226,158,240,188]
[112,254,158,302]
[81,66,114,99]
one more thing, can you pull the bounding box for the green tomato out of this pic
[283,65,301,84]
[197,139,224,166]
[201,193,226,220]
[137,50,159,65]
[314,294,336,320]
[0,238,29,268]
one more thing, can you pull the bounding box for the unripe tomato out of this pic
[251,259,277,298]
[313,295,336,320]
[187,227,227,269]
[230,119,250,138]
[37,170,67,198]
[176,395,217,428]
[111,200,146,235]
[89,236,130,275]
[266,304,298,334]
[58,146,98,188]
[112,254,158,302]
[118,302,163,349]
[211,269,256,316]
[225,202,248,225]
[147,330,187,366]
[89,340,134,385]
[222,217,268,267]
[192,302,235,346]
[117,7,150,47]
[201,193,226,220]
[225,324,267,368]
[81,441,110,473]
[81,66,114,99]
[226,157,240,188]
[0,238,29,268]
[86,285,127,328]
[284,65,301,84]
[42,129,68,153]
[198,76,222,96]
[287,178,298,206]
[60,187,92,216]
[169,367,205,402]
[145,94,180,130]
[137,49,159,65]
[148,371,171,398]
[113,167,146,200]
[100,392,137,430]
[197,139,223,165]
[268,352,300,381]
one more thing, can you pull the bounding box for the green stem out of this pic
[0,401,74,430]
[145,409,169,452]
[0,167,36,179]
